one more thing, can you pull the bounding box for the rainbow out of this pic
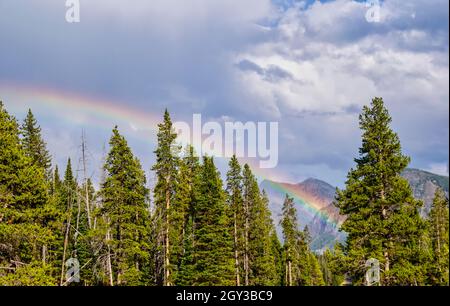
[257,179,341,226]
[0,82,340,228]
[0,82,162,139]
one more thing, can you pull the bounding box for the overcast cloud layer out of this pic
[0,0,448,187]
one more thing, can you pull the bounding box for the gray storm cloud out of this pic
[0,0,448,186]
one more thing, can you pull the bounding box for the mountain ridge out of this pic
[260,168,449,252]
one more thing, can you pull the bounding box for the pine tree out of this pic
[151,110,180,286]
[226,160,280,286]
[59,158,79,285]
[241,164,253,285]
[280,194,302,286]
[306,252,325,286]
[170,146,200,284]
[99,127,151,285]
[0,102,57,285]
[249,189,279,285]
[176,146,201,285]
[270,226,284,286]
[318,251,333,286]
[428,188,449,285]
[50,165,62,196]
[226,155,244,286]
[335,97,427,285]
[301,226,324,285]
[61,158,77,211]
[320,247,346,286]
[76,178,96,285]
[63,159,76,191]
[20,109,52,179]
[190,157,234,285]
[280,194,322,286]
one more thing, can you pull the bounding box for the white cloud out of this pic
[229,0,448,180]
[235,1,448,114]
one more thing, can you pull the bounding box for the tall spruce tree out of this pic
[320,247,346,286]
[428,188,449,285]
[64,159,74,183]
[75,178,96,285]
[61,158,77,207]
[241,164,253,285]
[20,109,52,179]
[99,127,151,285]
[226,159,280,286]
[242,165,279,285]
[190,157,234,285]
[226,155,244,286]
[280,194,322,286]
[176,146,201,285]
[50,165,62,196]
[171,146,201,284]
[270,224,284,286]
[151,110,180,286]
[335,97,427,285]
[280,194,302,286]
[249,188,279,285]
[306,252,325,286]
[59,158,79,285]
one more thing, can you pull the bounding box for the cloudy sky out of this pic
[0,0,448,187]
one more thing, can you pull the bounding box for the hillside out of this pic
[402,168,449,216]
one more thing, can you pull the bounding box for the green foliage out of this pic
[99,127,151,285]
[307,252,325,286]
[270,228,284,286]
[151,110,180,286]
[173,146,201,285]
[319,245,346,286]
[0,102,59,285]
[335,97,427,285]
[0,104,48,211]
[226,158,280,286]
[246,171,279,285]
[190,157,235,285]
[226,155,244,286]
[0,261,57,286]
[20,109,52,179]
[281,194,324,286]
[427,188,449,285]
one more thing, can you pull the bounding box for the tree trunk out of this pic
[74,197,81,250]
[244,198,249,286]
[285,263,288,286]
[81,131,92,229]
[42,245,47,265]
[106,224,114,286]
[384,250,390,272]
[233,212,241,286]
[164,188,171,286]
[381,187,390,280]
[60,192,73,286]
[85,183,92,229]
[288,260,292,286]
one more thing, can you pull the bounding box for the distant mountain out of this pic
[260,178,345,252]
[260,179,332,228]
[402,168,449,216]
[261,168,449,252]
